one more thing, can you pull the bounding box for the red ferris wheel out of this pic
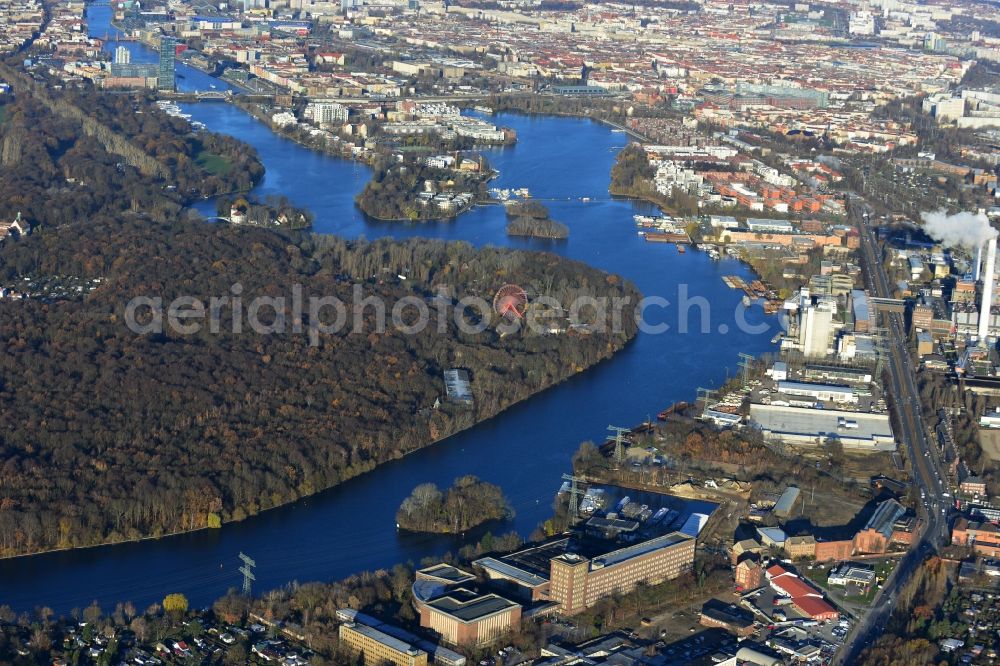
[493,284,528,320]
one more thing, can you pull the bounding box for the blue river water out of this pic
[0,9,779,615]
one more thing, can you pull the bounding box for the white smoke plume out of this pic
[920,209,997,249]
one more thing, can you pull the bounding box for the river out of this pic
[0,9,779,615]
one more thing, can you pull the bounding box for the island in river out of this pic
[505,200,570,239]
[0,75,639,558]
[396,476,512,534]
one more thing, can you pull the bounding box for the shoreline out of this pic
[0,104,773,601]
[227,98,505,223]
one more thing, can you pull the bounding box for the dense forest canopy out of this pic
[505,200,569,239]
[0,79,261,228]
[0,215,638,556]
[396,475,512,533]
[0,63,638,558]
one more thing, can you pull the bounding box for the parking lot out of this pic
[738,587,855,664]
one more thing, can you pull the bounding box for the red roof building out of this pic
[765,564,840,621]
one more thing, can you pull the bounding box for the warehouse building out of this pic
[749,404,895,451]
[775,381,858,405]
[772,487,801,518]
[699,599,756,636]
[766,564,839,622]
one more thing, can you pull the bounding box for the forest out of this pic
[0,215,638,556]
[396,476,512,533]
[505,200,569,239]
[857,556,954,666]
[0,74,262,229]
[72,91,264,198]
[609,143,657,197]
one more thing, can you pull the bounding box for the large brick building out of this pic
[952,519,1000,556]
[549,533,695,614]
[476,532,696,616]
[814,539,854,562]
[853,499,908,554]
[735,559,763,591]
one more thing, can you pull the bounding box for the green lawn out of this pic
[196,151,233,177]
[802,564,831,589]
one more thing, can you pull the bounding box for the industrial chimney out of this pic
[976,245,983,282]
[979,237,998,343]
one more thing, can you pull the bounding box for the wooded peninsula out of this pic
[0,74,640,557]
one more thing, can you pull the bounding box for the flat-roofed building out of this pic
[419,589,521,647]
[474,541,556,603]
[699,599,756,636]
[336,609,465,666]
[478,532,696,616]
[775,381,858,404]
[802,365,873,385]
[550,533,696,614]
[444,369,473,404]
[850,290,872,333]
[339,622,428,666]
[749,404,894,451]
[828,563,875,590]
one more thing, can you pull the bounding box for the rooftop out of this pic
[474,556,550,588]
[863,499,906,538]
[425,590,519,623]
[343,623,424,657]
[592,532,693,569]
[416,563,476,585]
[750,404,893,443]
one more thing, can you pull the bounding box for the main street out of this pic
[835,199,951,663]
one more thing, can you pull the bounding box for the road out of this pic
[835,198,951,663]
